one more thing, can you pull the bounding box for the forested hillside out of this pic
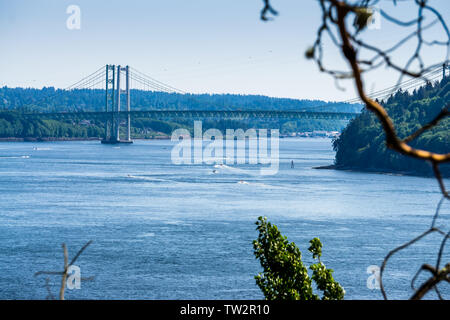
[0,87,361,113]
[0,87,361,139]
[0,111,192,140]
[333,77,449,177]
[0,111,350,140]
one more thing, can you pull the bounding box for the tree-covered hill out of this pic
[0,87,361,140]
[0,86,362,113]
[332,77,449,177]
[0,111,191,140]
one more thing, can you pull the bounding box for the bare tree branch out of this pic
[34,241,94,300]
[260,0,449,300]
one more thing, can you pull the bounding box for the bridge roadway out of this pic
[23,110,359,121]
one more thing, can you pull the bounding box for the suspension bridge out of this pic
[23,63,448,144]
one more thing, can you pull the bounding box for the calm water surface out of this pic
[0,138,448,299]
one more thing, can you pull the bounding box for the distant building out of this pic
[296,131,340,138]
[313,130,327,137]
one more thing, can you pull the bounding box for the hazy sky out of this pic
[0,0,448,101]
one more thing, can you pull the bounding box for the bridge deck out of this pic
[23,110,359,121]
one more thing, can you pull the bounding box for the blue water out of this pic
[0,138,448,300]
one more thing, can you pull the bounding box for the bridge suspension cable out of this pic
[17,66,106,111]
[129,67,186,94]
[301,65,446,112]
[65,66,105,90]
[343,66,445,104]
[18,63,447,114]
[130,72,179,93]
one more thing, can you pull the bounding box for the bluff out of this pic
[333,77,449,177]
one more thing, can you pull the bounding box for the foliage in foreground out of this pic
[253,216,344,300]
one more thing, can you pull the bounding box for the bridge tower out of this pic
[103,64,115,142]
[102,64,133,144]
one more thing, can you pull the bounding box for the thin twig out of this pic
[34,241,94,300]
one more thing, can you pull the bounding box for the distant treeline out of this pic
[0,112,190,140]
[0,87,362,113]
[0,111,350,140]
[0,87,361,139]
[333,77,450,177]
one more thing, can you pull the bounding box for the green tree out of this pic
[332,77,449,177]
[253,216,344,300]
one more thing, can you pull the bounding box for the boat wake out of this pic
[0,155,30,159]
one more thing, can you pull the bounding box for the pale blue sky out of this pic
[0,0,448,101]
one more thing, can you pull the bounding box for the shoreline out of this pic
[0,137,102,142]
[313,164,438,178]
[0,136,171,142]
[0,135,329,142]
